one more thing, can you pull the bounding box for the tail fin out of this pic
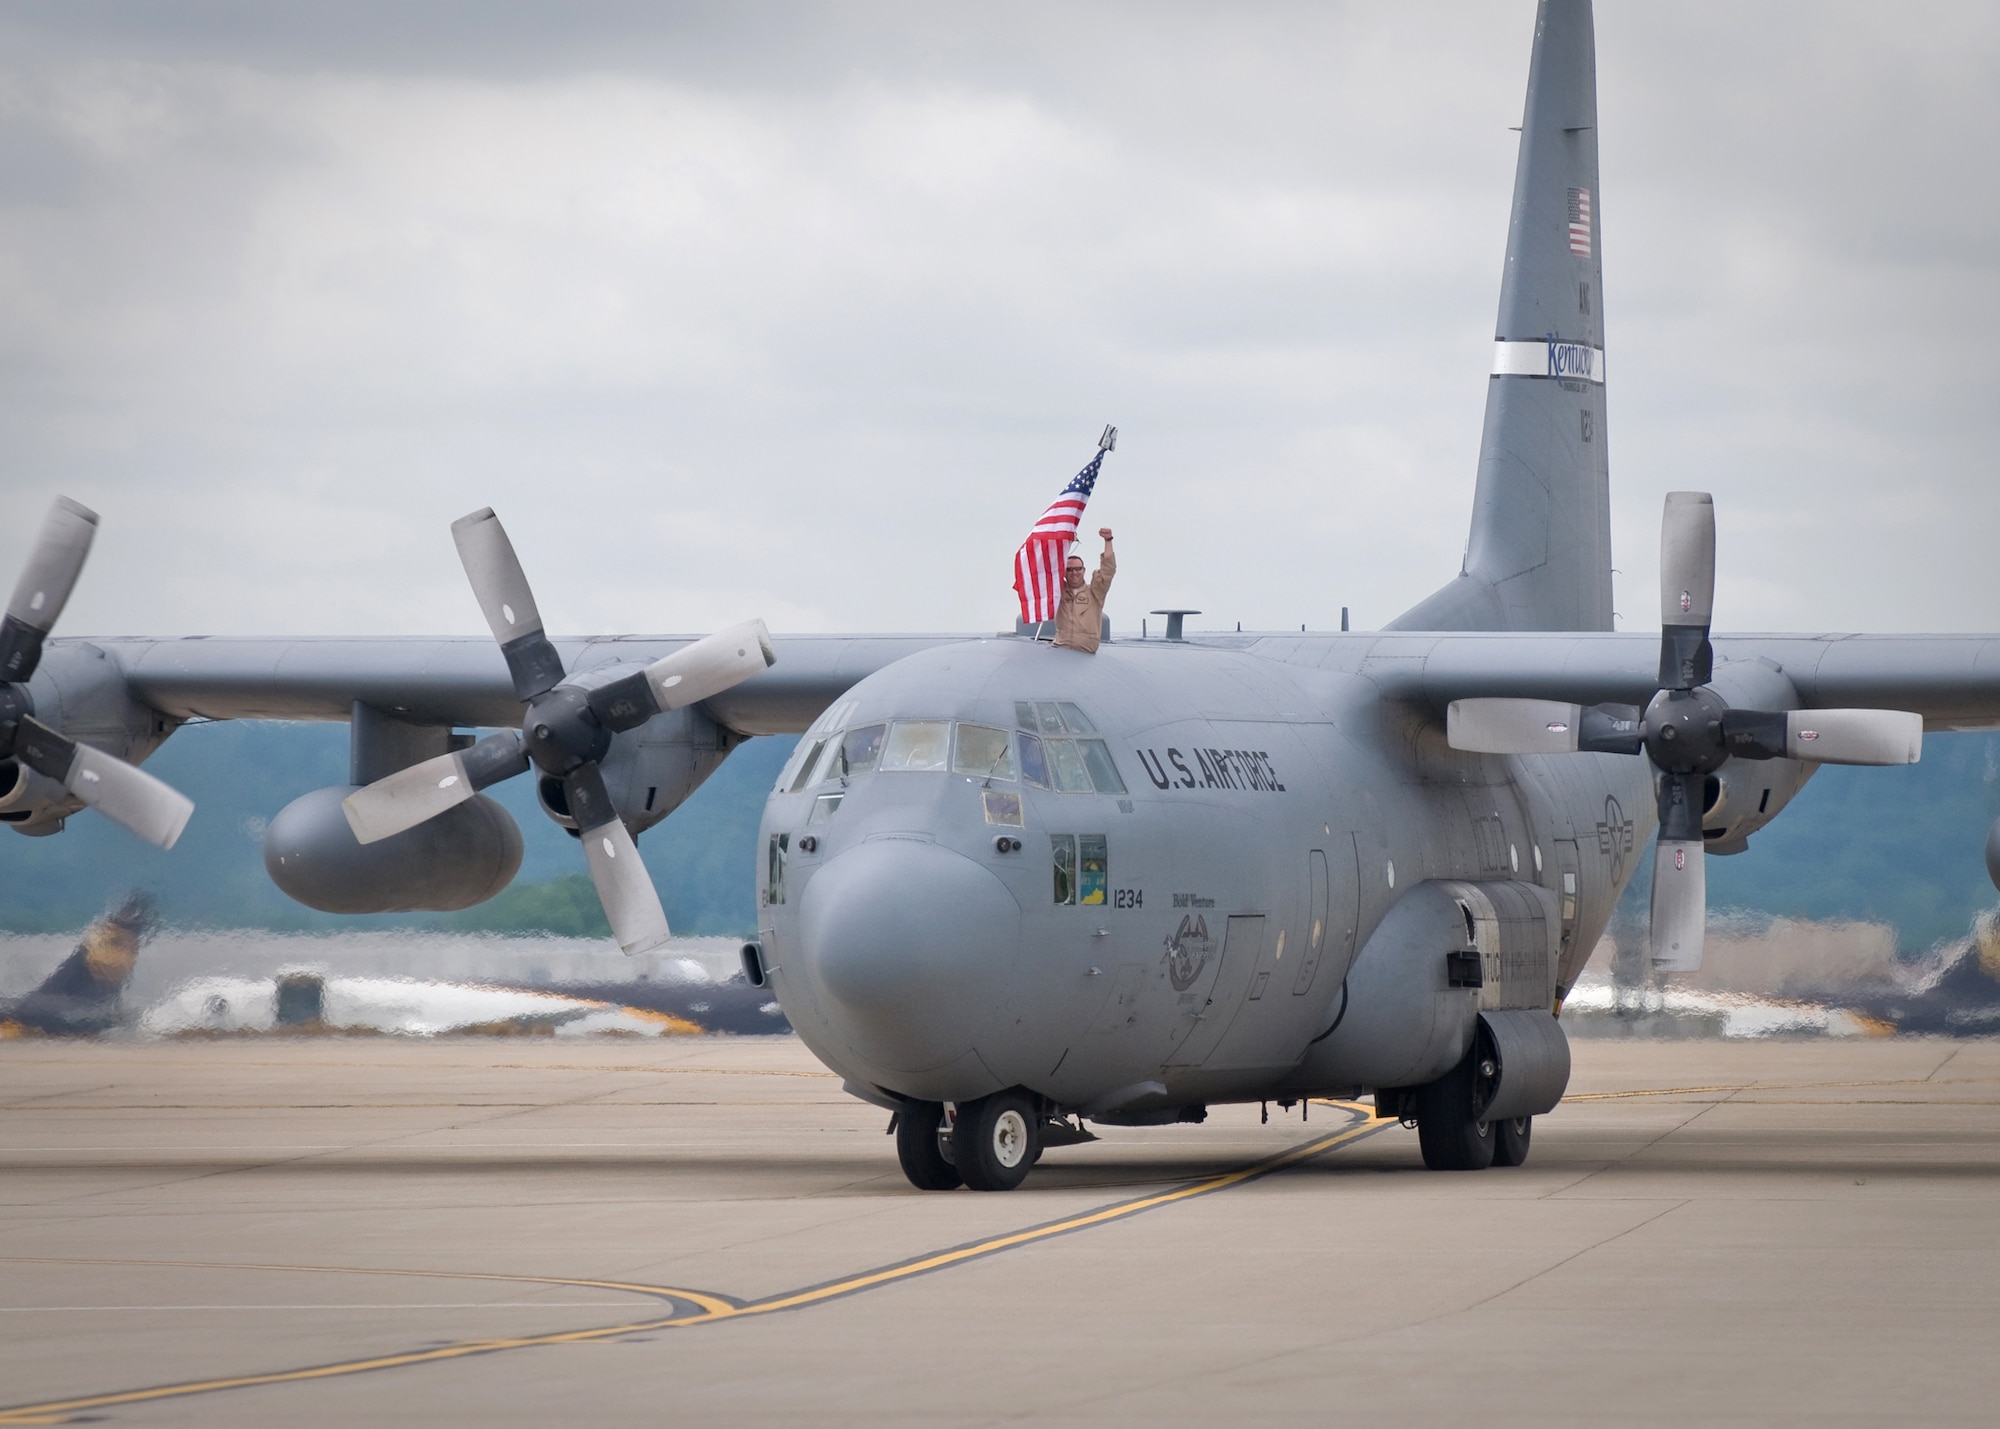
[1390,0,1610,632]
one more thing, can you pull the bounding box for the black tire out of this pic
[1415,1041,1496,1171]
[895,1101,962,1190]
[952,1090,1041,1192]
[1492,1115,1532,1167]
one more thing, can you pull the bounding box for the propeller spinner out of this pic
[341,508,775,956]
[0,498,195,850]
[1447,492,1921,972]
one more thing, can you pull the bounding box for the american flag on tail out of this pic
[1567,186,1592,258]
[1014,426,1116,625]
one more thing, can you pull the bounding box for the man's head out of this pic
[1064,554,1086,588]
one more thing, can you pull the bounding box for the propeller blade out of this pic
[1649,837,1706,973]
[341,730,529,845]
[1,496,98,683]
[584,619,778,736]
[1649,768,1707,972]
[1722,707,1923,765]
[14,715,193,850]
[643,619,776,713]
[1448,699,1583,754]
[451,508,567,702]
[1658,491,1715,691]
[1446,698,1643,757]
[564,762,671,955]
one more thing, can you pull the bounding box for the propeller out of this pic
[1447,491,1922,972]
[342,507,775,955]
[0,497,195,849]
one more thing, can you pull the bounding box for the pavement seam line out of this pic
[0,1106,1386,1424]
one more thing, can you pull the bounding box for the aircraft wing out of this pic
[1283,632,2000,732]
[87,629,2000,736]
[97,632,965,736]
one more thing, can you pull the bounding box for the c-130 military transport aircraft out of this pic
[0,0,1980,1189]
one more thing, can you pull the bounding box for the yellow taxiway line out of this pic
[0,1105,1386,1424]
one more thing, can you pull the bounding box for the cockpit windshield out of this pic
[780,710,1125,794]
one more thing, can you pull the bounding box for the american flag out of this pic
[1567,186,1592,258]
[1013,428,1115,625]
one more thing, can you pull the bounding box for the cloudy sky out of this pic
[1,1,1995,644]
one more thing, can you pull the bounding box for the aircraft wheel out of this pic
[895,1101,962,1191]
[1492,1115,1532,1167]
[1415,1042,1496,1171]
[952,1090,1040,1192]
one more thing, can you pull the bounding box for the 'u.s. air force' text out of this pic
[1133,747,1285,793]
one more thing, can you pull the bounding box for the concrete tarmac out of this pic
[5,1035,2000,1425]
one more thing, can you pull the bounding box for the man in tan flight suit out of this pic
[1052,527,1115,654]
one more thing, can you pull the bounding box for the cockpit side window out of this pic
[1078,740,1126,794]
[880,720,951,772]
[1018,732,1051,789]
[1045,737,1093,793]
[952,723,1016,781]
[841,723,887,775]
[805,736,847,787]
[786,737,828,794]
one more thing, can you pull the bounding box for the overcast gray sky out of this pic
[1,1,1994,643]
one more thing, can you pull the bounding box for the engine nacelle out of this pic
[533,702,736,835]
[263,785,523,913]
[1700,658,1816,855]
[0,758,75,835]
[2,641,179,836]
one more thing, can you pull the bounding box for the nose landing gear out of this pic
[893,1090,1045,1192]
[894,1101,963,1190]
[952,1091,1042,1192]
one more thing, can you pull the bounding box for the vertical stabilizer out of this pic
[1391,0,1610,632]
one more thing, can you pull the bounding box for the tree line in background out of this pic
[3,722,1998,953]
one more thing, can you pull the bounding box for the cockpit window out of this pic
[1015,699,1099,737]
[952,723,1016,781]
[1044,737,1126,794]
[1018,732,1051,788]
[810,723,886,784]
[783,717,1120,792]
[1045,737,1092,793]
[880,720,951,772]
[839,723,886,775]
[785,737,829,794]
[804,736,845,787]
[1077,739,1126,794]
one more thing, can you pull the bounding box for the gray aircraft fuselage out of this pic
[759,636,1650,1118]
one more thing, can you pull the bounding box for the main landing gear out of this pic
[894,1090,1044,1192]
[1410,1039,1534,1171]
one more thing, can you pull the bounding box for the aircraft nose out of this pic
[796,838,1020,1074]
